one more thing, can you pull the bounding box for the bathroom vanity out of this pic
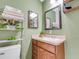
[32,35,65,59]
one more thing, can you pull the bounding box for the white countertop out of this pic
[32,35,65,45]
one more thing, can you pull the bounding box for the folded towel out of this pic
[2,13,24,20]
[2,5,24,20]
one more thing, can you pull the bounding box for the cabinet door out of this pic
[38,47,56,59]
[56,43,65,59]
[37,47,45,59]
[45,50,56,59]
[32,54,37,59]
[37,41,56,54]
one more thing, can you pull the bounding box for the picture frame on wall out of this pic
[28,10,38,29]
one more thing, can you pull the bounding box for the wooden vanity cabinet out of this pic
[38,47,56,59]
[32,39,65,59]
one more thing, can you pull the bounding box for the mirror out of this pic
[28,11,38,29]
[45,5,62,30]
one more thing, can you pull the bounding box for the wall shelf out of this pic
[0,39,22,43]
[0,6,24,59]
[0,28,22,32]
[64,6,79,13]
[0,29,17,31]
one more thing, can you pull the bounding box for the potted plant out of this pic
[39,31,46,37]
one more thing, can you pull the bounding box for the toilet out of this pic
[0,45,21,59]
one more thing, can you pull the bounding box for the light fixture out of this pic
[50,0,55,4]
[40,0,44,2]
[50,0,58,4]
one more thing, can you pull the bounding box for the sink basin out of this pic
[32,35,65,45]
[42,35,65,45]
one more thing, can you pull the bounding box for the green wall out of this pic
[0,0,42,59]
[43,0,79,59]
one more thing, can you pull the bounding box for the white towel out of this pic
[2,5,24,20]
[2,13,24,20]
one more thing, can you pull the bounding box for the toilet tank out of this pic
[0,45,21,59]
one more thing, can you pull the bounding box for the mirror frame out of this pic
[44,5,62,30]
[28,10,38,29]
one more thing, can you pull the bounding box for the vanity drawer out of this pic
[32,54,37,59]
[37,41,56,54]
[32,40,37,45]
